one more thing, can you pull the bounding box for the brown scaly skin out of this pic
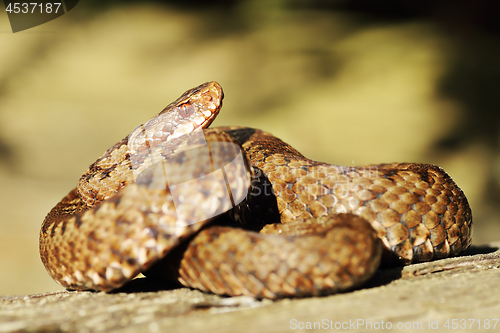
[40,82,473,298]
[234,128,472,265]
[40,82,226,291]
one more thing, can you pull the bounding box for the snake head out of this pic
[127,81,223,155]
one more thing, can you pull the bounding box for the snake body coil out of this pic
[40,82,472,299]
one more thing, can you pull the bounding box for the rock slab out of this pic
[1,244,499,333]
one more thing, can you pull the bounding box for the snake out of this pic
[39,81,473,299]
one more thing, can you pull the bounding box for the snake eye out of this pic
[178,103,195,118]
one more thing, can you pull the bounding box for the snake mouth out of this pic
[188,81,224,130]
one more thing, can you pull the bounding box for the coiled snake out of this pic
[40,82,473,299]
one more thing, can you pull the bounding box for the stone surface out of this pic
[1,244,499,333]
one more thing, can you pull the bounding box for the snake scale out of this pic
[40,82,473,299]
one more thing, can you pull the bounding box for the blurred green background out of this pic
[0,0,499,296]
